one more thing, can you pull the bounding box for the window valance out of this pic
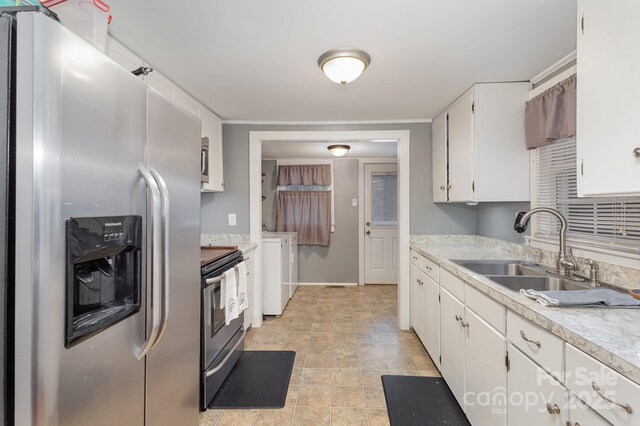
[277,164,332,186]
[524,74,576,149]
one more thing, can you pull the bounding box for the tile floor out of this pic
[199,284,440,426]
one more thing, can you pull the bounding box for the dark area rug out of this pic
[382,375,470,426]
[208,351,295,410]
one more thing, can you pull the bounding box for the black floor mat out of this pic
[382,375,470,426]
[208,351,295,410]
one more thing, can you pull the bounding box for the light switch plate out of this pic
[228,213,236,226]
[352,198,358,207]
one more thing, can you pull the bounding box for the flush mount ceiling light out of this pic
[327,144,351,157]
[318,48,371,84]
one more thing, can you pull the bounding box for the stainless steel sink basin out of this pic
[453,260,546,277]
[485,275,593,292]
[453,259,607,293]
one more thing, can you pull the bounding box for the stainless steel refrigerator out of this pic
[1,8,202,425]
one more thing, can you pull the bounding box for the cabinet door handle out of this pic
[455,315,463,322]
[520,330,541,348]
[461,321,469,328]
[417,279,423,285]
[424,265,432,271]
[447,184,452,190]
[440,185,445,190]
[592,382,633,413]
[634,147,640,158]
[546,403,560,415]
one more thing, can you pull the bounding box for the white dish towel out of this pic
[237,261,248,313]
[223,268,239,325]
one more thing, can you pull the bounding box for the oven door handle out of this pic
[149,168,170,350]
[135,164,163,360]
[205,328,246,378]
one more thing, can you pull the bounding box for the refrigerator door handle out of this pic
[149,168,170,350]
[135,164,163,360]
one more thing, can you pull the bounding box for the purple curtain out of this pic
[524,74,576,149]
[276,191,331,245]
[277,164,332,186]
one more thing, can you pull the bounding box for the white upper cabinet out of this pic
[432,111,448,202]
[448,90,475,202]
[432,82,531,203]
[577,0,640,196]
[105,36,224,192]
[200,108,224,192]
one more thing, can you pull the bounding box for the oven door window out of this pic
[211,284,225,337]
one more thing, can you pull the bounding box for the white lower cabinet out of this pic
[508,345,568,426]
[566,343,640,426]
[422,274,440,364]
[440,288,466,408]
[465,307,507,426]
[568,393,611,426]
[243,252,255,330]
[410,262,421,336]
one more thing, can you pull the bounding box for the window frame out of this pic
[528,146,640,267]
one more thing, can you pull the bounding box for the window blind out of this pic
[535,138,640,253]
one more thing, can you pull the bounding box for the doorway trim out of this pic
[358,158,398,286]
[250,130,411,330]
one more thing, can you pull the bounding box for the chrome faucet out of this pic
[584,258,600,287]
[513,207,578,276]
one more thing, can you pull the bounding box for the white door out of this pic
[364,163,398,284]
[577,0,640,196]
[440,288,466,409]
[464,308,507,426]
[448,89,475,202]
[432,111,448,202]
[508,345,568,426]
[422,274,441,365]
[410,262,421,334]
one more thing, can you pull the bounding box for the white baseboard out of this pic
[296,282,358,286]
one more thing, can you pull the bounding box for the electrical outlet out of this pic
[228,213,236,226]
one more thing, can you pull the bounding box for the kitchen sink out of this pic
[453,259,607,293]
[485,275,593,292]
[453,260,546,277]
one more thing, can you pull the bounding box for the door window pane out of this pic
[372,174,397,227]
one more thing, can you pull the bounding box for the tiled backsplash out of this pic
[200,233,251,245]
[410,234,640,290]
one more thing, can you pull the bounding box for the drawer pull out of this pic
[520,330,541,348]
[417,279,424,285]
[455,315,463,322]
[592,381,633,414]
[461,321,469,328]
[565,422,581,426]
[546,403,560,415]
[425,265,432,271]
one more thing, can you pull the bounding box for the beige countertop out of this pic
[410,235,640,385]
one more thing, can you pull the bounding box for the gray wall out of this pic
[201,122,477,235]
[475,202,531,243]
[261,160,277,231]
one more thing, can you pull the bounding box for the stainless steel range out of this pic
[200,248,246,410]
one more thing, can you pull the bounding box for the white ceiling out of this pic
[107,0,577,121]
[262,141,397,159]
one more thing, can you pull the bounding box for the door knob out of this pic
[366,230,371,235]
